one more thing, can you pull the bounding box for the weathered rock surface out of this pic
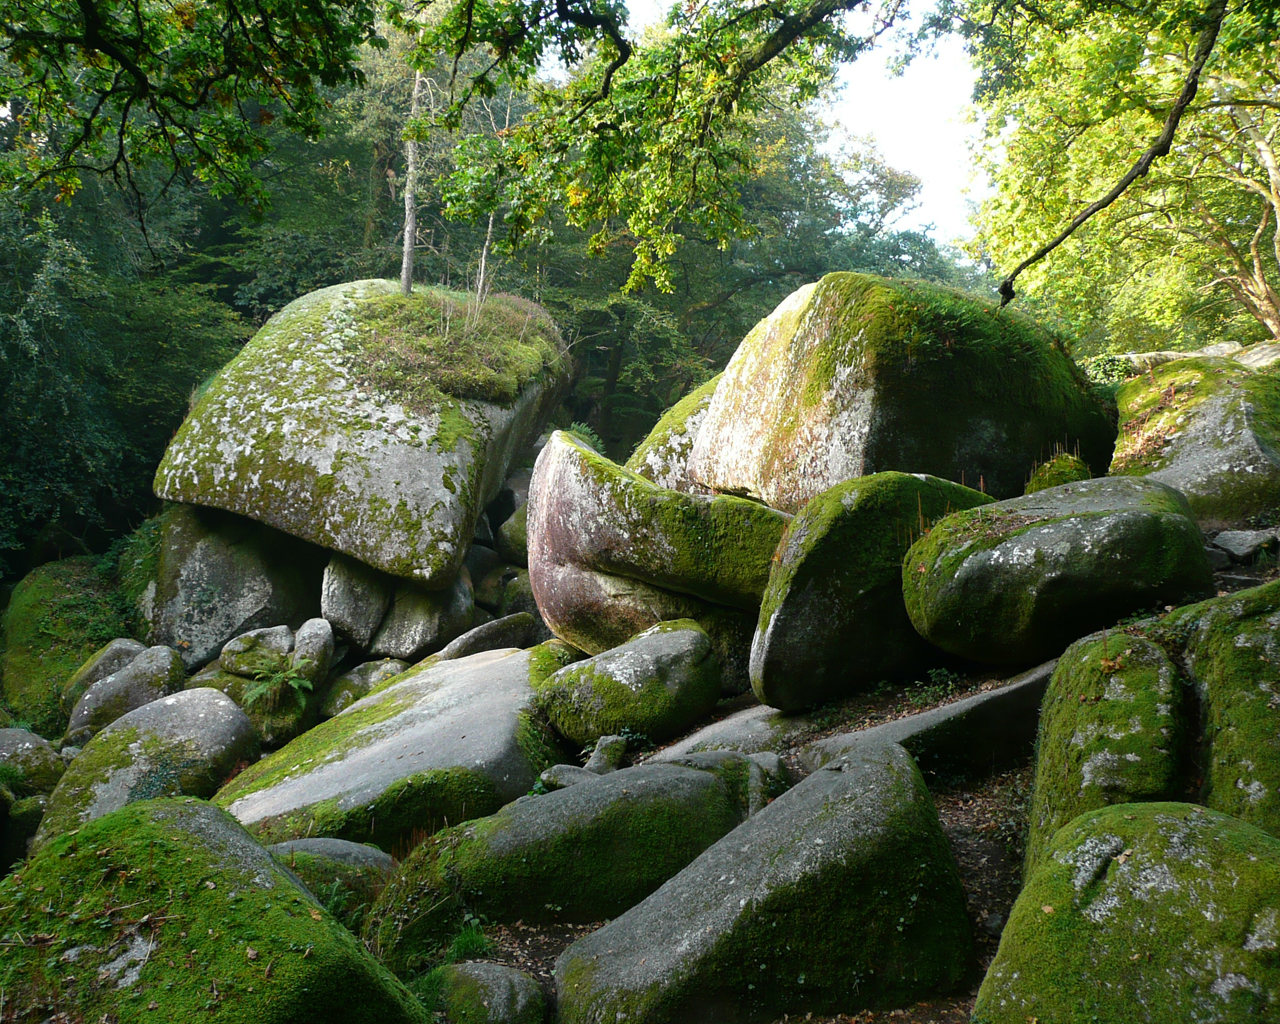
[802,660,1056,780]
[648,703,817,761]
[975,803,1280,1024]
[0,556,129,738]
[0,728,65,795]
[1213,528,1278,562]
[583,733,627,773]
[687,273,1114,511]
[291,617,335,683]
[534,620,721,746]
[529,431,782,691]
[3,798,426,1023]
[436,963,545,1024]
[625,374,721,493]
[321,552,393,648]
[64,645,187,746]
[219,624,294,677]
[1024,636,1187,869]
[154,280,570,584]
[368,571,474,661]
[36,689,259,848]
[752,472,992,710]
[148,503,323,669]
[904,477,1214,666]
[60,638,146,713]
[1110,357,1280,529]
[554,742,971,1023]
[369,757,762,972]
[495,502,529,565]
[437,612,547,660]
[214,645,577,849]
[319,659,409,719]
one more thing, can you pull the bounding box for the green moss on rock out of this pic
[0,557,129,739]
[534,620,721,746]
[1025,451,1090,494]
[975,803,1280,1024]
[1025,634,1190,871]
[367,762,746,976]
[687,273,1115,511]
[752,472,992,711]
[626,374,722,492]
[0,798,426,1023]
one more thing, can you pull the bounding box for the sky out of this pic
[624,1,987,246]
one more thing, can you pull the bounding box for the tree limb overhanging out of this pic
[996,0,1230,307]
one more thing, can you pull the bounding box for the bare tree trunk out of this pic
[400,66,425,296]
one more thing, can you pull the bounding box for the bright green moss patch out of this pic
[1025,451,1090,494]
[270,849,390,933]
[975,803,1280,1024]
[1025,634,1189,871]
[0,556,129,739]
[626,373,722,483]
[0,798,426,1023]
[349,289,566,408]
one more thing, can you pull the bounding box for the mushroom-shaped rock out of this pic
[687,272,1115,510]
[36,688,258,848]
[903,477,1214,666]
[154,280,571,585]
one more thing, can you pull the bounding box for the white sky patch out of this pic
[625,1,987,246]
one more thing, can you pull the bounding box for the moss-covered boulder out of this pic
[0,556,130,738]
[1164,581,1280,839]
[64,644,186,746]
[625,374,721,493]
[554,741,970,1022]
[369,572,475,661]
[1025,633,1189,870]
[903,477,1214,666]
[368,758,760,974]
[148,503,324,669]
[495,502,529,565]
[155,280,571,585]
[214,644,577,849]
[534,620,721,746]
[35,688,258,848]
[532,431,788,610]
[974,803,1280,1024]
[685,273,1114,511]
[529,431,785,691]
[268,837,396,933]
[1110,356,1280,529]
[752,472,992,711]
[434,963,546,1024]
[60,637,146,713]
[0,728,64,796]
[1025,450,1091,494]
[0,798,426,1023]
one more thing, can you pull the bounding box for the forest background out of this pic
[0,0,1275,584]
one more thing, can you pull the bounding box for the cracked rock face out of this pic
[976,802,1280,1024]
[155,279,569,585]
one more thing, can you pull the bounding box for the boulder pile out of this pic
[4,274,1278,1022]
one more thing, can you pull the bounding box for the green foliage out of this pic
[907,668,965,708]
[0,0,383,207]
[564,422,605,453]
[241,665,314,715]
[951,0,1280,351]
[1080,354,1134,385]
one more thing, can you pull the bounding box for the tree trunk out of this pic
[400,66,425,296]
